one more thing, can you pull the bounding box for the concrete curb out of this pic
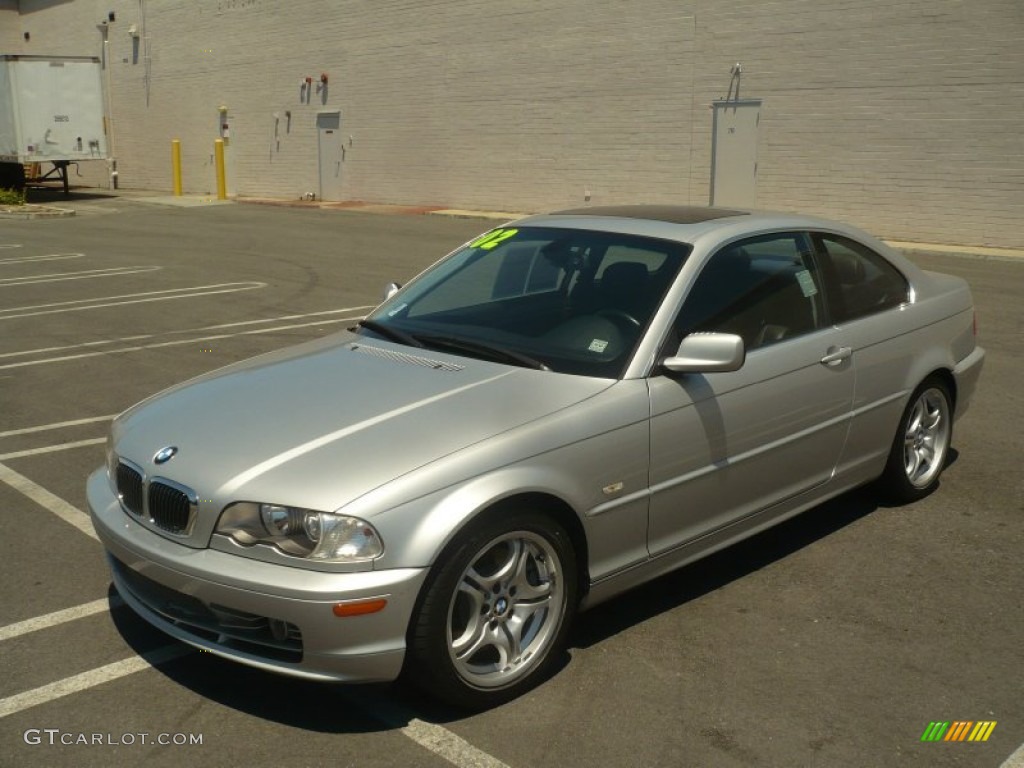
[236,197,525,221]
[0,204,75,219]
[10,189,1023,260]
[886,240,1024,262]
[429,208,527,222]
[125,195,232,208]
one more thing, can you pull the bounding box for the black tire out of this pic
[878,376,953,503]
[406,510,577,710]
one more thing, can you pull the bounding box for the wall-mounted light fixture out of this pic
[726,62,743,101]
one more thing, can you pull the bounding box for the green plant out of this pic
[0,187,27,206]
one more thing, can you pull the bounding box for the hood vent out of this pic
[348,343,463,372]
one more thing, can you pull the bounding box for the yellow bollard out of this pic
[171,139,182,196]
[214,138,227,200]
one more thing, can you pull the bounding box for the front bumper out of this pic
[87,468,428,683]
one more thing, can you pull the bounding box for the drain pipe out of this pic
[98,21,117,189]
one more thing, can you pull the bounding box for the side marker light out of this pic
[333,598,388,618]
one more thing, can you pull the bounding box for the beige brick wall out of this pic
[0,1,23,52]
[11,0,1024,247]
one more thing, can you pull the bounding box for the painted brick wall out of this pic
[0,1,23,52]
[11,0,1024,247]
[690,0,1024,247]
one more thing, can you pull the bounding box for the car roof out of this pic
[512,205,879,249]
[550,205,750,224]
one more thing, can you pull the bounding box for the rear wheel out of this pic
[407,511,577,709]
[879,377,953,502]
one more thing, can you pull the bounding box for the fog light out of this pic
[268,618,290,642]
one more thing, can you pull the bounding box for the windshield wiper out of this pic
[355,319,424,348]
[417,334,550,371]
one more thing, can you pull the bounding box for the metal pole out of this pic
[214,139,226,200]
[171,139,182,196]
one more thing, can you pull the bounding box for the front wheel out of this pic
[879,377,953,502]
[406,511,577,709]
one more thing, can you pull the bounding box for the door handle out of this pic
[820,346,852,366]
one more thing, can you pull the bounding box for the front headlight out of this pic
[215,502,384,563]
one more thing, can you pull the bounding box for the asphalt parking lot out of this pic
[0,193,1021,768]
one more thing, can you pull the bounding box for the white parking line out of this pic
[0,265,161,287]
[0,462,98,540]
[0,415,116,438]
[0,281,266,321]
[0,438,107,461]
[0,645,191,719]
[0,306,374,359]
[0,597,123,642]
[400,720,512,768]
[0,252,84,265]
[1003,743,1024,768]
[0,244,22,249]
[0,315,366,371]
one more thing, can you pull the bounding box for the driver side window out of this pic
[674,232,824,351]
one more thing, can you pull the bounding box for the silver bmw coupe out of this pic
[89,206,984,708]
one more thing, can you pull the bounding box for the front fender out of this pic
[349,381,653,585]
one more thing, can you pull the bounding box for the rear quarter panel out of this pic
[835,269,976,481]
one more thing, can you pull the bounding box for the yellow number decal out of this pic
[469,228,519,250]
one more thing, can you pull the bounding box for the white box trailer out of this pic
[0,54,109,192]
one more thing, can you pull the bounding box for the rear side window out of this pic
[815,234,909,322]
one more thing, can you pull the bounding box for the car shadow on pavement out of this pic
[568,450,961,654]
[571,485,886,650]
[108,586,404,734]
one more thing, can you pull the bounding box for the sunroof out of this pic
[550,205,750,224]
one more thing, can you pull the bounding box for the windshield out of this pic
[362,226,692,377]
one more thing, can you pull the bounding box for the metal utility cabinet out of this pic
[0,54,109,192]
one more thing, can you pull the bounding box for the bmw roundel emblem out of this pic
[153,445,178,465]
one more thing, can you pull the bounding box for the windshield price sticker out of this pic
[470,229,519,250]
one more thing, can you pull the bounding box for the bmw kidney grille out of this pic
[115,460,197,536]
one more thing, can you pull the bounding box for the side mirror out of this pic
[662,332,745,373]
[383,282,402,300]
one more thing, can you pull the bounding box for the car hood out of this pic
[113,333,612,515]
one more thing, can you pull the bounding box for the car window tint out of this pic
[817,234,909,321]
[675,232,824,350]
[410,237,566,314]
[595,245,668,277]
[491,244,564,299]
[372,227,691,378]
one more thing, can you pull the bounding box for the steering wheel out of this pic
[595,308,642,330]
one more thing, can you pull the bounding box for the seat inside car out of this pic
[598,261,649,316]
